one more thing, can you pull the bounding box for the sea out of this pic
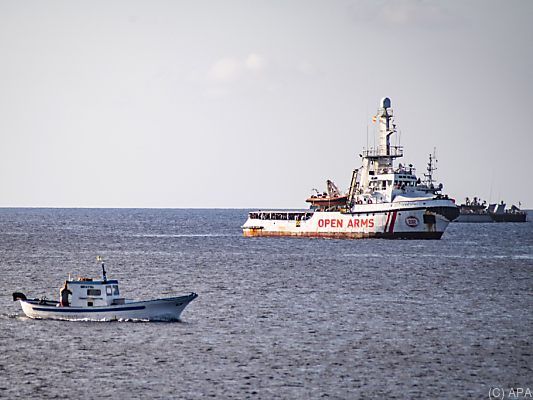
[0,208,531,399]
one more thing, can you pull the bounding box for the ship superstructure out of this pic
[242,97,459,239]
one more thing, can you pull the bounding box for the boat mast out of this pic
[97,256,107,282]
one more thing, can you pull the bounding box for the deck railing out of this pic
[362,146,403,158]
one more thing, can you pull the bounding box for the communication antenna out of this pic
[373,121,376,150]
[488,169,494,204]
[398,130,402,147]
[97,255,107,282]
[365,104,369,150]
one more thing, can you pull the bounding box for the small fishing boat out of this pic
[12,258,198,321]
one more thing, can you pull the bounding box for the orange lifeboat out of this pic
[305,193,348,207]
[306,179,348,207]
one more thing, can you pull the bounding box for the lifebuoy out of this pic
[367,199,373,204]
[357,200,363,205]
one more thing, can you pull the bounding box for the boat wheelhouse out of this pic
[66,278,122,307]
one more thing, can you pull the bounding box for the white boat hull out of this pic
[18,293,198,321]
[243,200,458,239]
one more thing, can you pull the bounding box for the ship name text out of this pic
[317,218,375,228]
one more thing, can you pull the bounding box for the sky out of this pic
[0,0,532,208]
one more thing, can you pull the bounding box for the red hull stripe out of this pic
[384,212,391,232]
[389,211,398,233]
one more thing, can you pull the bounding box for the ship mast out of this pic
[423,148,438,189]
[377,97,395,157]
[359,97,403,190]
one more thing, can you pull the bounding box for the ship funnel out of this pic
[380,97,391,109]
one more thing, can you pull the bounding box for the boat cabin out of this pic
[66,278,124,307]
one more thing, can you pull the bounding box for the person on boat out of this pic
[59,281,72,307]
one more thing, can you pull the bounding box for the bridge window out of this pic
[87,289,101,296]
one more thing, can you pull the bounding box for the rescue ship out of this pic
[242,97,459,239]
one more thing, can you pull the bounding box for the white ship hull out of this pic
[243,199,458,239]
[18,293,198,321]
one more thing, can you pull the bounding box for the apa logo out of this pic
[405,216,419,227]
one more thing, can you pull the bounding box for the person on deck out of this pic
[59,281,72,307]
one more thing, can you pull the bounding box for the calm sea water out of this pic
[0,208,531,399]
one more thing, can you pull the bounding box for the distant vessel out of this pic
[488,201,527,222]
[455,198,527,223]
[242,97,459,239]
[13,258,198,321]
[456,197,492,223]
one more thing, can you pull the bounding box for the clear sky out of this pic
[1,0,531,208]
